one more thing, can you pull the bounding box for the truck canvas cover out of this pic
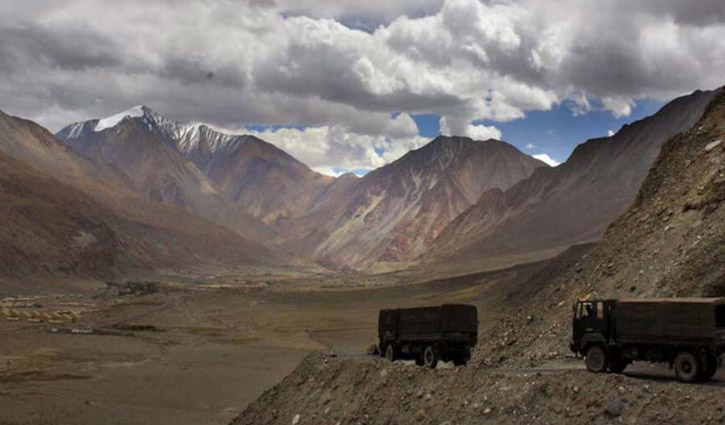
[380,304,477,342]
[616,298,725,342]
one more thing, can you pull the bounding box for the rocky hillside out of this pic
[430,89,719,264]
[234,351,725,425]
[282,136,546,270]
[471,86,725,369]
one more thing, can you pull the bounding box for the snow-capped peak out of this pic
[56,105,252,156]
[94,105,146,132]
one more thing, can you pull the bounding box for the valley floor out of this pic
[0,258,552,425]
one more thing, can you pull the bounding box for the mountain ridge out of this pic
[428,88,720,264]
[57,106,335,226]
[279,135,547,269]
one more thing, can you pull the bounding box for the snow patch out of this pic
[94,105,145,132]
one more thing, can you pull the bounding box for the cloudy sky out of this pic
[1,0,724,175]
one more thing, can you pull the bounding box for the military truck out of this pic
[571,298,725,382]
[378,304,478,368]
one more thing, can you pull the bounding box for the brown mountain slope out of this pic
[0,110,298,290]
[58,107,335,228]
[280,136,546,270]
[56,113,273,242]
[429,88,719,263]
[0,149,284,292]
[174,128,335,226]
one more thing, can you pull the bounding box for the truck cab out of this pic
[570,299,620,372]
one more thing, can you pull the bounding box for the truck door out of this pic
[575,301,605,336]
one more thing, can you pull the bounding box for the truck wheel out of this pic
[423,345,438,369]
[674,352,700,383]
[585,345,608,373]
[385,344,396,362]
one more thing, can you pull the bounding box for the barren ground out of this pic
[0,255,557,425]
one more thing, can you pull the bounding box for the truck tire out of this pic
[674,352,700,383]
[423,345,438,369]
[385,344,397,362]
[585,345,608,373]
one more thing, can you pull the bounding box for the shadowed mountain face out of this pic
[57,109,274,241]
[167,127,335,226]
[429,89,720,263]
[0,110,296,288]
[280,136,547,270]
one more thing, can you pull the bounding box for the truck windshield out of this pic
[578,302,595,319]
[716,305,725,328]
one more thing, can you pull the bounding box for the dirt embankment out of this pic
[233,353,725,425]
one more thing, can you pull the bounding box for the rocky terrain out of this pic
[231,88,725,425]
[235,352,725,425]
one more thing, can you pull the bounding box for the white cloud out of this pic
[439,116,502,141]
[532,153,560,167]
[525,142,536,149]
[464,123,503,141]
[312,166,346,177]
[246,114,429,173]
[607,129,615,137]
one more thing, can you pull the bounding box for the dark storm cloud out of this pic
[0,23,121,72]
[631,0,725,26]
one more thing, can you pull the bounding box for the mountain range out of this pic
[0,86,719,286]
[0,109,296,291]
[56,106,548,270]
